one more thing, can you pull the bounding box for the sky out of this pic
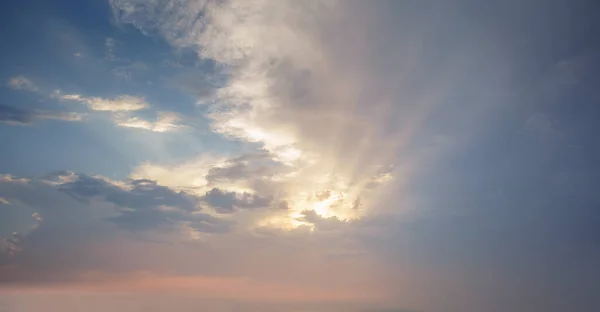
[1,0,599,311]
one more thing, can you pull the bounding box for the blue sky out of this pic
[1,1,600,312]
[0,0,237,178]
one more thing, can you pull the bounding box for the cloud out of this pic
[60,174,231,233]
[130,155,228,191]
[59,174,199,212]
[298,209,346,231]
[109,0,470,226]
[115,111,185,132]
[110,0,211,44]
[130,153,285,199]
[202,188,272,214]
[6,76,37,91]
[107,206,231,233]
[4,232,24,256]
[3,212,43,256]
[0,104,32,125]
[0,172,235,260]
[205,152,279,183]
[0,172,391,304]
[60,94,148,112]
[56,92,187,132]
[0,104,84,126]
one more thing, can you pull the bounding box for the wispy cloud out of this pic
[6,76,38,92]
[0,104,84,126]
[57,92,188,132]
[115,112,185,132]
[60,94,148,112]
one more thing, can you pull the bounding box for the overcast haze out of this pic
[1,0,600,311]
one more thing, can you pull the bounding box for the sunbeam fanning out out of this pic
[1,0,600,311]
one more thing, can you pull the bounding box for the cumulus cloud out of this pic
[6,76,37,91]
[0,104,84,126]
[60,94,148,112]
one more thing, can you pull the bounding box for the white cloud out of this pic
[130,155,228,193]
[56,92,187,133]
[110,0,433,225]
[115,112,185,132]
[60,94,148,112]
[6,76,37,91]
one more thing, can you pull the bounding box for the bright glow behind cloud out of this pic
[110,0,440,226]
[116,112,185,132]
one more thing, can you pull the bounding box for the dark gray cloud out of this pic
[0,104,83,125]
[0,172,243,285]
[206,152,280,183]
[107,207,231,233]
[202,188,272,214]
[58,174,235,233]
[0,173,236,257]
[60,175,198,211]
[0,104,33,125]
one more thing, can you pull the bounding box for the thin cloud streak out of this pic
[60,94,148,112]
[0,104,84,126]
